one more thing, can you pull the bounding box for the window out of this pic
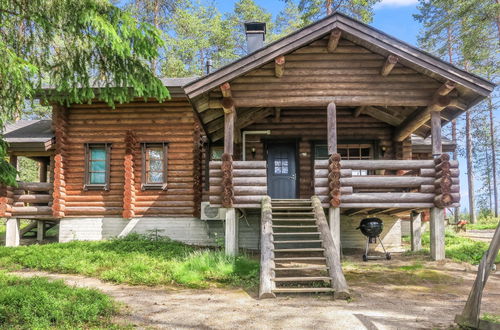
[314,143,373,175]
[84,143,111,190]
[141,143,168,190]
[273,151,289,175]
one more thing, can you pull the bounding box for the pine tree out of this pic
[0,0,168,185]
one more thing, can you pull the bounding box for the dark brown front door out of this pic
[267,143,297,199]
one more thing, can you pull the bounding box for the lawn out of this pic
[0,234,259,289]
[404,230,500,265]
[467,216,500,230]
[0,272,120,329]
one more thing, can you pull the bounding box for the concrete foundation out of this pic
[5,218,20,247]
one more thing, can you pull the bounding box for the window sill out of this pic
[141,184,167,191]
[84,184,109,191]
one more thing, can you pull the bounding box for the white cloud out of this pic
[375,0,418,8]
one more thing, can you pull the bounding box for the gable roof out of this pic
[184,12,495,100]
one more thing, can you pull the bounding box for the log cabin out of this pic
[0,13,495,296]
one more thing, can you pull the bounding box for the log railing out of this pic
[314,159,460,209]
[259,196,276,298]
[209,161,267,208]
[0,182,53,218]
[311,196,350,299]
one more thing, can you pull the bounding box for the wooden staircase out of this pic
[259,196,350,298]
[270,199,334,294]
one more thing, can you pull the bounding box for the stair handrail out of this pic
[259,195,276,299]
[311,195,350,299]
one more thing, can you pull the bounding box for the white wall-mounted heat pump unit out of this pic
[200,202,226,220]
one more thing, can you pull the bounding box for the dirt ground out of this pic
[463,229,496,242]
[11,254,500,330]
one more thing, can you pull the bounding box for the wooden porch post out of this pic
[327,102,341,259]
[37,221,45,241]
[39,160,48,183]
[410,211,422,251]
[221,83,238,256]
[5,218,20,247]
[430,111,445,260]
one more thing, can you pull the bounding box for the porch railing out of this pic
[314,157,460,209]
[209,160,267,208]
[0,182,53,218]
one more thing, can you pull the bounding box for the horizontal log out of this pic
[435,185,460,195]
[341,176,435,188]
[209,161,266,169]
[437,168,460,178]
[208,203,261,209]
[342,193,435,203]
[12,206,52,215]
[313,169,352,178]
[16,182,52,192]
[209,196,264,204]
[340,202,435,208]
[65,207,123,215]
[209,177,267,186]
[316,160,436,170]
[210,186,268,195]
[14,194,51,204]
[314,186,353,195]
[209,169,267,178]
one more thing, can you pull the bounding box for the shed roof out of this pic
[3,120,54,154]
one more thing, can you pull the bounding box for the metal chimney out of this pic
[244,22,266,54]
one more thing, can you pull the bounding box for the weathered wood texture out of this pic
[123,131,138,219]
[7,181,53,218]
[259,196,276,299]
[52,105,68,218]
[209,161,267,208]
[0,185,14,218]
[311,196,350,299]
[314,158,460,209]
[230,107,396,199]
[63,99,199,217]
[199,38,442,111]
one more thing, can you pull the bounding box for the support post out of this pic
[329,207,341,260]
[5,218,20,247]
[327,101,341,258]
[225,208,238,256]
[221,85,237,256]
[37,221,44,241]
[39,161,48,182]
[410,211,422,251]
[430,207,445,260]
[430,110,445,260]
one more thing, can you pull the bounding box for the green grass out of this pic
[467,216,500,230]
[482,313,500,324]
[0,234,259,289]
[0,271,120,329]
[412,230,500,265]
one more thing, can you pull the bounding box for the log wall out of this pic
[239,108,395,198]
[62,99,199,218]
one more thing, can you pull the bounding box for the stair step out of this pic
[273,248,325,252]
[273,199,310,202]
[273,232,320,235]
[273,276,331,282]
[272,207,313,210]
[272,287,334,293]
[272,219,316,222]
[273,240,323,244]
[272,225,318,229]
[273,266,329,271]
[274,257,326,261]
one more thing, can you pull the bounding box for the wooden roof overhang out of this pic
[3,120,54,157]
[184,12,496,143]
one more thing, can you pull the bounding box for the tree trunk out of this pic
[326,0,333,15]
[496,0,500,44]
[151,0,160,73]
[488,97,498,217]
[466,111,477,223]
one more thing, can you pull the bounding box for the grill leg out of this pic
[378,236,388,254]
[364,238,370,257]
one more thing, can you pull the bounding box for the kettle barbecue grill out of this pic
[356,217,391,261]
